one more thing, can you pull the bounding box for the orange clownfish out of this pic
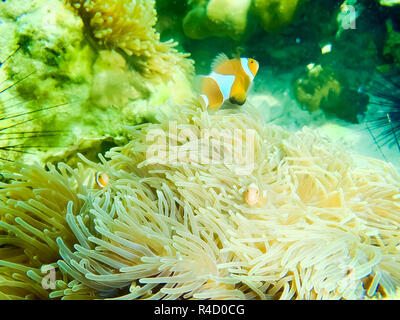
[94,172,110,189]
[198,53,259,110]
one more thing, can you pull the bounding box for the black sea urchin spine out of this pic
[0,48,67,162]
[366,72,400,157]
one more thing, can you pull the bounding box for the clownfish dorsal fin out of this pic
[211,53,230,72]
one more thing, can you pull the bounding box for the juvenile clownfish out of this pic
[245,183,266,206]
[198,53,259,111]
[94,172,110,189]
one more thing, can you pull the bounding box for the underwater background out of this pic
[0,0,400,300]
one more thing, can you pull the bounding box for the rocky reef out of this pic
[293,64,369,123]
[0,0,194,164]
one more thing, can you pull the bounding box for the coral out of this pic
[206,0,251,37]
[154,0,188,43]
[67,0,194,80]
[182,6,210,39]
[182,0,251,40]
[293,64,341,112]
[383,20,400,68]
[0,0,194,164]
[6,0,93,105]
[182,0,305,39]
[293,64,368,123]
[0,0,100,163]
[380,0,400,6]
[1,103,400,299]
[253,0,302,33]
[90,50,142,108]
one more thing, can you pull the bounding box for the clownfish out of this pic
[94,172,110,189]
[198,53,259,110]
[245,183,266,206]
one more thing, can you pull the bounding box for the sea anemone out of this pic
[1,102,400,300]
[0,162,94,299]
[67,0,194,80]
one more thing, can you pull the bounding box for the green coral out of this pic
[293,64,368,123]
[294,64,342,113]
[253,0,302,33]
[7,0,92,105]
[379,0,400,6]
[383,20,400,68]
[183,0,252,40]
[182,0,304,40]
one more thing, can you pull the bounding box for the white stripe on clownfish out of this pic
[95,172,109,189]
[240,57,255,81]
[209,72,236,101]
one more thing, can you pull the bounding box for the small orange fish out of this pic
[198,53,259,110]
[245,183,266,206]
[94,172,110,189]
